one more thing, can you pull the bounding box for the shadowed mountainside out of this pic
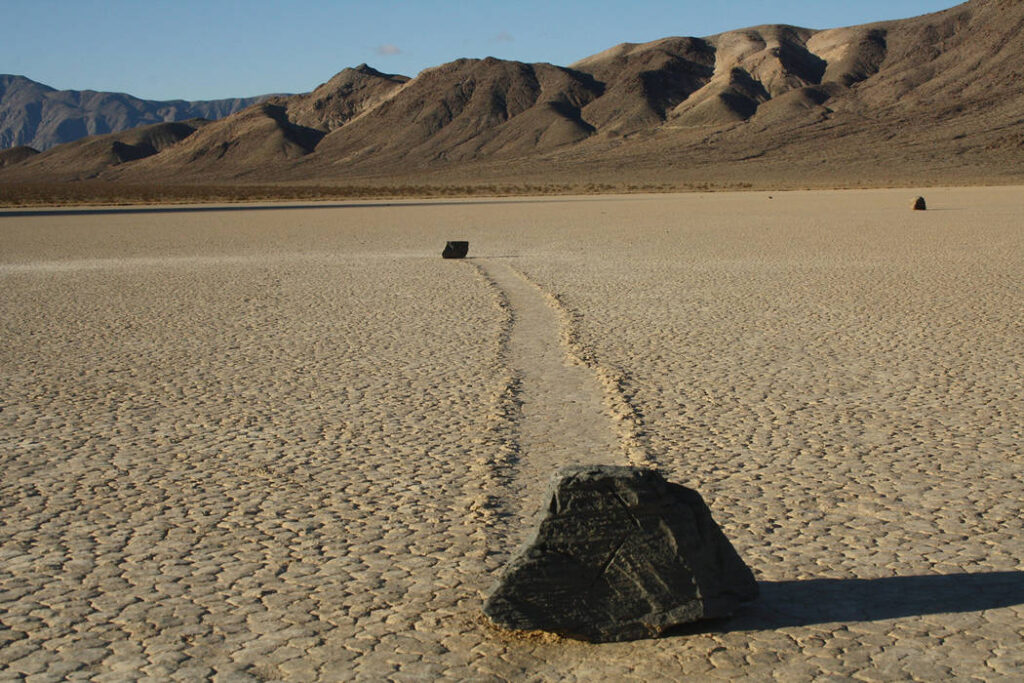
[117,65,410,176]
[2,0,1022,188]
[1,121,208,180]
[0,146,39,168]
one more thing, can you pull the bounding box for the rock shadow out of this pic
[668,571,1024,636]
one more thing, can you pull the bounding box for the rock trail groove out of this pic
[473,259,626,535]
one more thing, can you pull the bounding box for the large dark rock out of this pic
[484,465,758,642]
[442,240,469,259]
[913,196,927,210]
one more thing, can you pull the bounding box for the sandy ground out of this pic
[1,187,1022,681]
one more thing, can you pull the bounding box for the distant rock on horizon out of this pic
[0,74,276,151]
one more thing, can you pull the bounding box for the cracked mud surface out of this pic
[2,187,1023,680]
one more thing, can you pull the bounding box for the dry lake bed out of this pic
[2,187,1022,680]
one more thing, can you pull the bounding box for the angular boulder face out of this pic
[442,241,469,259]
[484,465,758,642]
[913,196,927,210]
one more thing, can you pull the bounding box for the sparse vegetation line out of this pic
[0,181,717,208]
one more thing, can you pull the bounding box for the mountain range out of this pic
[0,75,272,152]
[2,0,1022,189]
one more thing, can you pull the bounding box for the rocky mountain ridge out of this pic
[3,0,1022,187]
[0,75,273,151]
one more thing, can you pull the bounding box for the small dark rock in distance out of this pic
[913,196,927,210]
[442,241,469,258]
[483,465,758,643]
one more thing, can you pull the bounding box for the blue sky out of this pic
[3,0,960,101]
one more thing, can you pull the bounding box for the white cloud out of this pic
[375,44,402,56]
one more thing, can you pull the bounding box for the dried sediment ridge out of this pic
[472,259,627,532]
